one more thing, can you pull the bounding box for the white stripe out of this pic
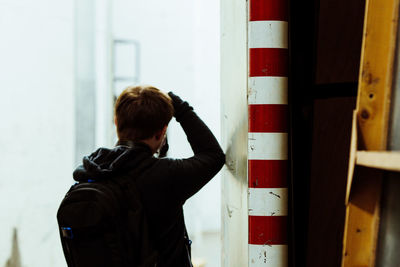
[248,77,288,105]
[249,188,288,216]
[249,244,288,267]
[248,133,288,160]
[249,21,288,49]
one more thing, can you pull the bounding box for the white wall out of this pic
[220,0,248,266]
[0,1,75,266]
[94,0,114,149]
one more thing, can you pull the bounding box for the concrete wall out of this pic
[0,1,74,266]
[75,0,113,162]
[0,1,113,266]
[220,0,248,266]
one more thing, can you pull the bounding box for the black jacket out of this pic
[73,96,225,266]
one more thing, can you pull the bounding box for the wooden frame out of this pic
[342,0,400,265]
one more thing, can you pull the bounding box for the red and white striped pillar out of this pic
[247,0,289,266]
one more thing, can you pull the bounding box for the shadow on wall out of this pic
[4,228,21,267]
[224,119,247,183]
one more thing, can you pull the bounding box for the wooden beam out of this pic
[356,0,399,151]
[356,151,400,172]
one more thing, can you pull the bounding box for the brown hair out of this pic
[114,85,173,141]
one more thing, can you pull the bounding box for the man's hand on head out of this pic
[168,92,184,115]
[168,92,193,121]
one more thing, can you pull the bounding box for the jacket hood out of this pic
[73,142,153,182]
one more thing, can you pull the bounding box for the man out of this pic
[72,85,225,266]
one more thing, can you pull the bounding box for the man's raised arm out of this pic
[167,92,225,202]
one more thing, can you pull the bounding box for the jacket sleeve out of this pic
[166,93,225,203]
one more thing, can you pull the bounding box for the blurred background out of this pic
[0,0,221,266]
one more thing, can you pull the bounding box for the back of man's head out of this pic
[114,85,173,141]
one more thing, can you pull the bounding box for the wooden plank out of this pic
[342,0,400,265]
[342,169,382,267]
[356,151,400,172]
[356,0,400,151]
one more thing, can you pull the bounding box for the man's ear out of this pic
[155,125,168,140]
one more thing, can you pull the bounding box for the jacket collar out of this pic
[116,140,152,152]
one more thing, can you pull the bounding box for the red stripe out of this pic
[248,160,288,188]
[249,48,288,77]
[249,0,289,21]
[249,216,288,245]
[249,104,288,132]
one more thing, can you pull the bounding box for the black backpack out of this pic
[57,169,158,267]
